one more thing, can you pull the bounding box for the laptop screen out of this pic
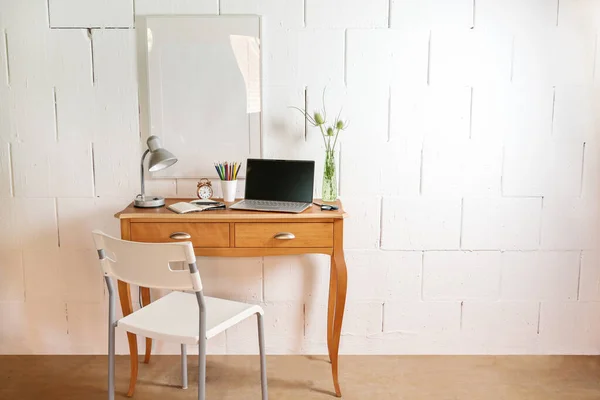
[244,159,315,203]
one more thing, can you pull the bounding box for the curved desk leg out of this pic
[118,280,138,397]
[327,257,337,364]
[329,220,347,397]
[140,287,153,364]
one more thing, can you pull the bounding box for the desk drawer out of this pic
[235,223,333,248]
[130,222,230,248]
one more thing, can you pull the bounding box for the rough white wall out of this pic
[1,0,599,355]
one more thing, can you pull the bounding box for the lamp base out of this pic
[134,195,166,208]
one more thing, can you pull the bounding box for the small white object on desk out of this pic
[221,180,237,202]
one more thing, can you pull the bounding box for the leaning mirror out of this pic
[136,15,262,178]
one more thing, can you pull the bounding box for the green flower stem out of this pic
[331,127,341,151]
[318,124,329,151]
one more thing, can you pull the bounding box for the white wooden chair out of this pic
[92,230,268,400]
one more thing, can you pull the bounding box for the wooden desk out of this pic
[115,198,348,397]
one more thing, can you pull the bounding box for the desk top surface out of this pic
[115,198,346,221]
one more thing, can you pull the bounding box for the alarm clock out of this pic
[196,178,214,199]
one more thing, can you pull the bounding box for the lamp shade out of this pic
[146,135,177,172]
[148,148,177,172]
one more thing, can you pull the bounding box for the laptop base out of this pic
[229,199,311,214]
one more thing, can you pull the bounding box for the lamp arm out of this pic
[139,149,150,200]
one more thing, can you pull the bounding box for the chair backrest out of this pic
[92,230,202,292]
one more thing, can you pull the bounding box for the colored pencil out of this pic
[215,161,241,181]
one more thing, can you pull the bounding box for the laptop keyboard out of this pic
[238,199,308,211]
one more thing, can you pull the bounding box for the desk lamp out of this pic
[134,135,177,208]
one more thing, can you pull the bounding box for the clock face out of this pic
[197,185,213,199]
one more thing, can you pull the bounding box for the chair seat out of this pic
[118,291,263,345]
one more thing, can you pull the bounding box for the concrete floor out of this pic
[1,355,599,399]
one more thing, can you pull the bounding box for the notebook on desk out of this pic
[229,159,315,213]
[168,199,226,214]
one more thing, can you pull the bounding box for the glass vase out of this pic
[322,149,337,202]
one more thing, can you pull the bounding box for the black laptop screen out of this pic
[244,159,315,203]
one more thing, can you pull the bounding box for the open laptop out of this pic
[229,159,315,213]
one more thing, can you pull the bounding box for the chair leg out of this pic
[198,337,206,400]
[108,321,115,400]
[257,313,268,400]
[105,277,116,400]
[181,344,188,389]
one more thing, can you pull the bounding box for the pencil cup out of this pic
[221,180,237,202]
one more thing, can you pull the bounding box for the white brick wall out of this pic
[1,0,599,356]
[461,301,540,354]
[471,85,554,141]
[559,0,600,31]
[0,140,11,197]
[221,0,302,28]
[512,28,595,86]
[423,251,502,301]
[462,197,542,250]
[345,250,422,301]
[383,301,461,336]
[421,138,502,196]
[263,255,330,303]
[341,197,382,249]
[429,30,513,86]
[539,302,600,354]
[0,250,24,302]
[340,140,421,196]
[475,0,558,31]
[500,251,580,301]
[553,86,599,142]
[12,141,95,197]
[136,0,218,16]
[297,30,345,86]
[541,197,600,250]
[305,0,389,28]
[390,0,474,30]
[382,197,462,250]
[390,85,472,139]
[49,0,134,28]
[346,29,429,86]
[579,251,600,301]
[502,138,584,197]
